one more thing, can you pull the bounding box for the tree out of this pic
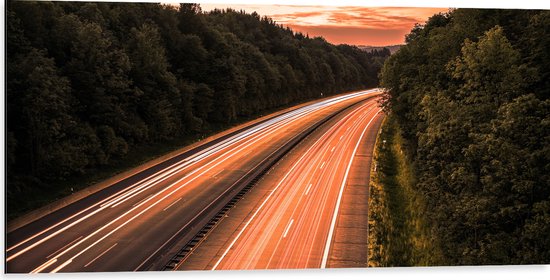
[380,8,550,265]
[449,26,524,112]
[127,22,181,141]
[6,1,387,218]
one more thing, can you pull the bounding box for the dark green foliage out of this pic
[380,8,550,264]
[6,1,388,218]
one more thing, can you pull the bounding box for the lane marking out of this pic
[46,236,83,259]
[331,146,335,153]
[84,243,118,268]
[163,198,182,212]
[283,219,294,238]
[320,161,325,169]
[320,109,382,269]
[304,184,312,196]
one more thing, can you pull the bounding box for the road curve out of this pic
[209,97,383,270]
[6,89,380,273]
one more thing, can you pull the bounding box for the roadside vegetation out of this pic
[378,9,550,264]
[368,115,441,266]
[6,2,390,220]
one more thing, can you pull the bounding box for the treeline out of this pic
[6,2,389,216]
[380,9,550,264]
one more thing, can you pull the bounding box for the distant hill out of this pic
[357,44,403,54]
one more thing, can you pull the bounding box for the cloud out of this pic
[267,6,442,30]
[200,4,448,45]
[271,11,325,20]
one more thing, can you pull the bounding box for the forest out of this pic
[6,2,389,218]
[379,8,550,264]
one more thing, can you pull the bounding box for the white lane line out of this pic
[320,161,326,169]
[283,219,294,238]
[50,259,72,273]
[304,184,312,196]
[212,169,225,178]
[163,198,182,211]
[331,146,335,153]
[339,135,343,141]
[47,236,83,259]
[320,109,382,269]
[30,258,57,274]
[84,243,118,268]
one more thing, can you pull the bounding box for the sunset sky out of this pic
[199,4,449,46]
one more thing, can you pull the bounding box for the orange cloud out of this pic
[271,11,325,19]
[200,4,449,45]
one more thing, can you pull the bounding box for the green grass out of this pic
[368,114,441,266]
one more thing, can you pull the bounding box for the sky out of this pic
[199,4,449,46]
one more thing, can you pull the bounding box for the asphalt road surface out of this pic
[209,97,383,270]
[6,89,381,273]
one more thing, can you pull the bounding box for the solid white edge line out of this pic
[320,109,382,269]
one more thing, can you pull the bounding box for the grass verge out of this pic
[367,114,441,266]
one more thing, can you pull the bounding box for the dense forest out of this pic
[6,1,389,218]
[380,9,550,264]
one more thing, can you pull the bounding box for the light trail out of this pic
[7,89,381,273]
[209,97,383,270]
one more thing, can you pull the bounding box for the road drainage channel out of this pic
[161,96,376,271]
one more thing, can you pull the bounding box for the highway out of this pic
[6,89,381,273]
[207,97,383,270]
